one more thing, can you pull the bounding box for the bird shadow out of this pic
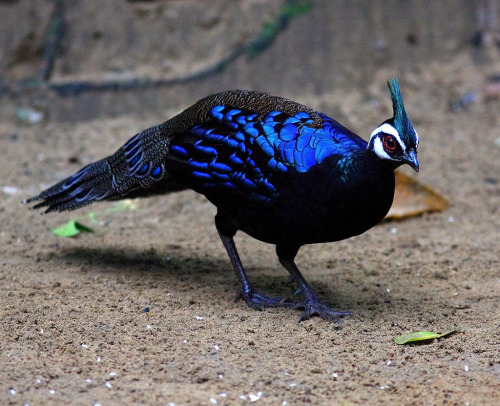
[45,246,382,314]
[49,245,295,297]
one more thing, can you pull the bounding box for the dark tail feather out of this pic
[25,133,188,213]
[24,157,124,213]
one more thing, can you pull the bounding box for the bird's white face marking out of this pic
[369,123,407,161]
[414,129,419,148]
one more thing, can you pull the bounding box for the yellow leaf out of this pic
[386,172,450,220]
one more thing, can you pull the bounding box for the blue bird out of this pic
[26,78,419,324]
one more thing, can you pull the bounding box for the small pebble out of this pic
[10,388,16,395]
[49,389,55,395]
[15,107,44,124]
[82,344,89,349]
[210,398,217,404]
[249,392,262,402]
[219,393,227,397]
[105,382,112,388]
[195,316,203,320]
[464,365,469,372]
[1,186,18,195]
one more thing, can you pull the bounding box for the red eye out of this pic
[382,134,398,153]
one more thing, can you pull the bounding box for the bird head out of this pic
[368,78,419,172]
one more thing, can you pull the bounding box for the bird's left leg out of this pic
[215,218,295,311]
[277,246,352,324]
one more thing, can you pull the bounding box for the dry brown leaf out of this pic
[386,172,450,220]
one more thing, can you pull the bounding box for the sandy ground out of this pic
[1,49,500,405]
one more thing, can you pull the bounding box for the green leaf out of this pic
[395,330,456,345]
[50,220,94,238]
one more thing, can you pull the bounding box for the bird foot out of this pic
[235,288,295,311]
[293,295,351,324]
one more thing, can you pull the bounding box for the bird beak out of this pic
[404,149,419,172]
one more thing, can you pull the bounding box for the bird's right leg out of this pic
[215,219,294,311]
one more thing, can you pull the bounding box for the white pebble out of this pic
[97,357,102,362]
[386,288,391,293]
[210,398,217,404]
[387,360,392,366]
[94,403,102,406]
[86,379,92,383]
[105,382,112,388]
[214,345,220,351]
[109,372,117,376]
[82,344,89,349]
[218,374,224,379]
[389,227,397,234]
[219,393,227,397]
[36,379,41,384]
[10,388,16,395]
[49,389,55,394]
[1,186,18,195]
[146,324,152,330]
[195,316,203,320]
[249,392,262,402]
[464,365,469,372]
[282,402,288,406]
[332,372,338,379]
[240,395,247,400]
[40,329,44,335]
[448,216,454,223]
[289,383,297,387]
[183,339,188,344]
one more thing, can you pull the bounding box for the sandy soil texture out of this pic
[1,36,500,406]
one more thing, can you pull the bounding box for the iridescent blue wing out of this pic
[167,106,367,205]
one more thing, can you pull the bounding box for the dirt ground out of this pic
[2,28,500,406]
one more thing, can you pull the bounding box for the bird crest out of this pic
[368,78,419,172]
[388,77,418,150]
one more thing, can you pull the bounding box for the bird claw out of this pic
[293,296,351,325]
[235,288,295,310]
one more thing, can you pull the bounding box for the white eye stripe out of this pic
[369,123,407,152]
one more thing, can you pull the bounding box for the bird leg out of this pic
[217,229,295,311]
[277,246,352,324]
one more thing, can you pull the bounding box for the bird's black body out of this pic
[26,79,419,323]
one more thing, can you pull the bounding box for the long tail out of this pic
[25,127,186,214]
